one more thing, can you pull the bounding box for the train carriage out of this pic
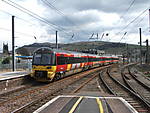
[31,47,119,82]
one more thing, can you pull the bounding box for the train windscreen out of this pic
[33,50,55,65]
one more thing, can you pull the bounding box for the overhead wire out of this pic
[117,8,148,35]
[2,0,72,36]
[41,0,75,26]
[0,9,46,38]
[0,27,34,37]
[118,8,149,43]
[109,0,149,43]
[135,13,148,26]
[119,11,147,42]
[3,0,148,44]
[7,0,66,30]
[51,0,57,4]
[0,9,38,27]
[125,12,148,35]
[119,0,136,21]
[40,0,76,38]
[108,0,136,42]
[43,0,148,43]
[116,7,149,40]
[1,0,105,42]
[40,0,90,38]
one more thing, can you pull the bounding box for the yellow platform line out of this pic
[68,96,83,113]
[96,97,104,113]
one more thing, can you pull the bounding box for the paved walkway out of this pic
[0,71,30,81]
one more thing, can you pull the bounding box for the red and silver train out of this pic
[30,47,119,82]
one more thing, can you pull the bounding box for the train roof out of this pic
[34,47,118,58]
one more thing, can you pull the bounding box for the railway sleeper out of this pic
[144,94,150,96]
[129,103,141,106]
[115,92,124,95]
[125,98,134,100]
[126,100,139,103]
[136,109,149,113]
[133,105,144,108]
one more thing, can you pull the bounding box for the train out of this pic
[30,47,119,82]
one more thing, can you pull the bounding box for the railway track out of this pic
[134,65,150,81]
[0,81,45,106]
[1,64,149,113]
[122,68,150,105]
[99,68,149,113]
[129,67,150,87]
[0,65,110,113]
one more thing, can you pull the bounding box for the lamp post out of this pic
[139,28,142,65]
[12,16,15,71]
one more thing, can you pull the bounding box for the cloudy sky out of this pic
[0,0,150,51]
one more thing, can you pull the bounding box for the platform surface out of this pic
[34,95,138,113]
[0,71,29,81]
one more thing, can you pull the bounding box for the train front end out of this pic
[31,48,56,82]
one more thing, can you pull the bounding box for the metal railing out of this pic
[0,62,32,72]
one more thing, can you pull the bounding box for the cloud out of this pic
[52,0,149,13]
[0,0,48,50]
[0,0,150,51]
[39,0,150,43]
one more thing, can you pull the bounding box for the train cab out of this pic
[31,47,57,81]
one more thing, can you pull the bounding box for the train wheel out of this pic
[54,74,59,81]
[61,72,65,78]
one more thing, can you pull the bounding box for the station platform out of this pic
[0,71,29,81]
[34,93,138,113]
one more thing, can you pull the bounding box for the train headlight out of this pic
[47,67,51,69]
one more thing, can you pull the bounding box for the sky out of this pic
[0,0,150,51]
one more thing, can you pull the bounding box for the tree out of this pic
[16,47,30,56]
[2,57,11,64]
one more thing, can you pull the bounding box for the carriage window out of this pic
[57,56,88,64]
[33,53,55,65]
[57,56,66,65]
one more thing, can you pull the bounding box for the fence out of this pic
[0,62,32,72]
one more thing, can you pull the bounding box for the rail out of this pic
[108,70,150,109]
[99,67,150,112]
[122,68,150,106]
[128,68,150,91]
[10,65,111,113]
[99,71,115,95]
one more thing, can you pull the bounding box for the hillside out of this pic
[16,41,139,56]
